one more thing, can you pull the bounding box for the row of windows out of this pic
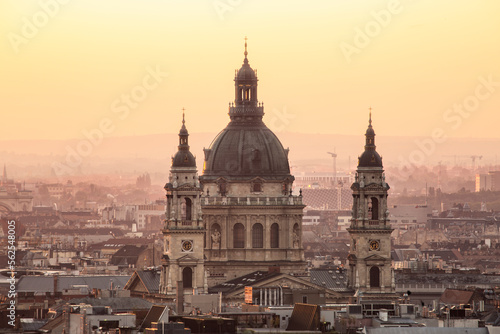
[212,223,299,249]
[234,223,280,248]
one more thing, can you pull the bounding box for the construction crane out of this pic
[327,150,337,188]
[471,155,482,171]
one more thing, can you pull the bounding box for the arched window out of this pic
[270,223,279,248]
[182,267,193,289]
[370,197,379,220]
[233,223,245,248]
[370,266,380,288]
[181,197,192,221]
[252,223,263,248]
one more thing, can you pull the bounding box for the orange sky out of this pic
[1,0,499,141]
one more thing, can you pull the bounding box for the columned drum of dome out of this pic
[200,41,306,286]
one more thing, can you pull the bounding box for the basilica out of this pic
[156,41,396,304]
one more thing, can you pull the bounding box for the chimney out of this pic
[53,275,59,297]
[176,281,184,314]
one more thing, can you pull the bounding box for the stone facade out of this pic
[160,114,207,296]
[200,42,306,286]
[347,114,396,299]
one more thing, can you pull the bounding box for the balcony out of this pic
[202,196,303,206]
[163,220,204,230]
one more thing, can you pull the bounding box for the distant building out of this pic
[134,204,165,230]
[0,167,33,213]
[301,188,353,210]
[475,171,500,192]
[295,171,354,189]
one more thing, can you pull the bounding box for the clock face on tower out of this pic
[181,240,193,252]
[369,240,380,251]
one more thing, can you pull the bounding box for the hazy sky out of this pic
[1,0,499,142]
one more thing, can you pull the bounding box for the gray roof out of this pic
[309,268,350,292]
[366,328,488,334]
[20,319,47,331]
[66,297,152,312]
[136,270,161,294]
[17,275,130,294]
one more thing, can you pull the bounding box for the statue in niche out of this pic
[211,230,221,249]
[293,231,300,248]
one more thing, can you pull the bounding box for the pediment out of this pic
[176,254,202,263]
[225,273,343,299]
[364,183,384,190]
[364,254,388,262]
[176,183,198,190]
[250,177,265,183]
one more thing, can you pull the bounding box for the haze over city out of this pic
[2,2,500,332]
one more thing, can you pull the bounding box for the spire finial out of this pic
[368,107,372,126]
[182,108,185,125]
[244,36,248,59]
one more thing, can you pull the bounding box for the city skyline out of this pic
[1,0,499,146]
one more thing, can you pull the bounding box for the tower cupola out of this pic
[358,111,382,168]
[171,110,196,168]
[229,38,263,123]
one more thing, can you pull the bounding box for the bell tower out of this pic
[347,111,395,299]
[160,111,207,296]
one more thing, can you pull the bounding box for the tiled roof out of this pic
[41,228,125,236]
[66,297,152,312]
[439,288,474,305]
[392,249,422,262]
[20,319,47,331]
[88,238,152,251]
[136,270,161,294]
[17,275,130,294]
[421,249,463,261]
[38,314,65,332]
[209,271,280,294]
[140,305,167,331]
[309,268,350,292]
[110,245,148,266]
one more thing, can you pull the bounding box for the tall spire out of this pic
[178,108,189,148]
[2,164,6,183]
[244,36,248,64]
[358,109,383,168]
[365,108,375,149]
[172,109,196,168]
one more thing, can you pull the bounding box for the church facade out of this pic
[160,42,306,293]
[159,42,396,301]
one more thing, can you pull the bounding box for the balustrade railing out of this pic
[202,196,303,206]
